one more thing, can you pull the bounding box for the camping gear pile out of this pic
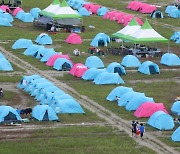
[165,5,180,18]
[17,74,85,120]
[0,52,13,71]
[170,31,180,44]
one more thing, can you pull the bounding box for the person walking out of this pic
[139,123,145,139]
[131,121,136,137]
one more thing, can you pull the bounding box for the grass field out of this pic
[0,0,180,153]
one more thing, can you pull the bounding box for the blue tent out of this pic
[147,111,174,130]
[121,55,141,67]
[35,33,52,45]
[40,50,56,62]
[51,99,85,114]
[82,68,106,81]
[85,56,104,68]
[19,13,34,22]
[160,53,180,66]
[106,86,133,101]
[90,33,110,47]
[17,74,41,89]
[125,95,155,111]
[138,61,160,75]
[30,8,41,19]
[169,8,180,18]
[175,38,180,44]
[0,58,13,71]
[170,31,180,41]
[106,62,126,75]
[93,72,125,85]
[12,39,33,49]
[0,8,4,12]
[150,10,164,18]
[15,11,25,19]
[0,12,13,22]
[165,5,177,14]
[52,94,74,105]
[78,7,90,16]
[171,101,180,115]
[171,126,180,142]
[118,91,145,107]
[53,58,73,71]
[23,44,44,56]
[0,106,21,123]
[97,7,109,16]
[33,46,50,59]
[0,52,5,58]
[0,17,12,26]
[32,105,59,121]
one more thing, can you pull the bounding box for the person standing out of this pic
[131,121,136,137]
[139,123,145,139]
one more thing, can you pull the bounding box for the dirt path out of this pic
[1,46,180,154]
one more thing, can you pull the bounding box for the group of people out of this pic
[73,48,81,56]
[131,121,145,139]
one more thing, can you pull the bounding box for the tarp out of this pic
[69,63,88,77]
[171,101,180,115]
[40,0,82,20]
[12,39,33,49]
[32,105,59,121]
[121,55,141,67]
[0,58,13,71]
[134,102,168,118]
[147,111,174,130]
[126,96,154,111]
[85,56,104,68]
[106,86,133,101]
[35,33,53,45]
[138,61,160,75]
[106,62,126,75]
[122,19,168,43]
[0,106,21,123]
[46,53,71,66]
[93,72,125,85]
[160,53,180,66]
[118,91,145,107]
[51,99,85,114]
[65,33,82,44]
[53,58,73,71]
[171,126,180,142]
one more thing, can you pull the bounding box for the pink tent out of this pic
[109,11,119,20]
[13,7,23,16]
[0,5,12,13]
[65,33,82,44]
[134,102,168,118]
[46,54,72,66]
[135,17,143,25]
[132,2,144,11]
[115,12,125,21]
[140,5,157,14]
[126,1,137,9]
[123,15,134,26]
[103,11,116,19]
[118,14,133,24]
[91,5,101,14]
[83,3,95,11]
[69,63,88,77]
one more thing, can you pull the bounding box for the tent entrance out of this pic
[62,62,71,71]
[149,65,157,74]
[98,40,105,46]
[4,112,17,121]
[114,67,124,75]
[42,110,49,121]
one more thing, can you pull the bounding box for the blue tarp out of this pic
[35,33,52,45]
[90,33,110,47]
[78,7,90,16]
[0,17,12,26]
[32,105,59,121]
[12,39,33,49]
[53,58,73,71]
[40,50,56,62]
[23,44,44,56]
[138,61,160,75]
[30,8,41,19]
[171,101,180,115]
[0,106,21,122]
[106,86,133,101]
[121,55,141,67]
[0,58,13,71]
[125,95,155,111]
[51,99,85,114]
[118,91,145,107]
[97,7,109,16]
[160,53,180,66]
[171,126,180,142]
[82,68,106,81]
[85,56,104,68]
[106,62,126,75]
[147,111,174,130]
[93,72,125,85]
